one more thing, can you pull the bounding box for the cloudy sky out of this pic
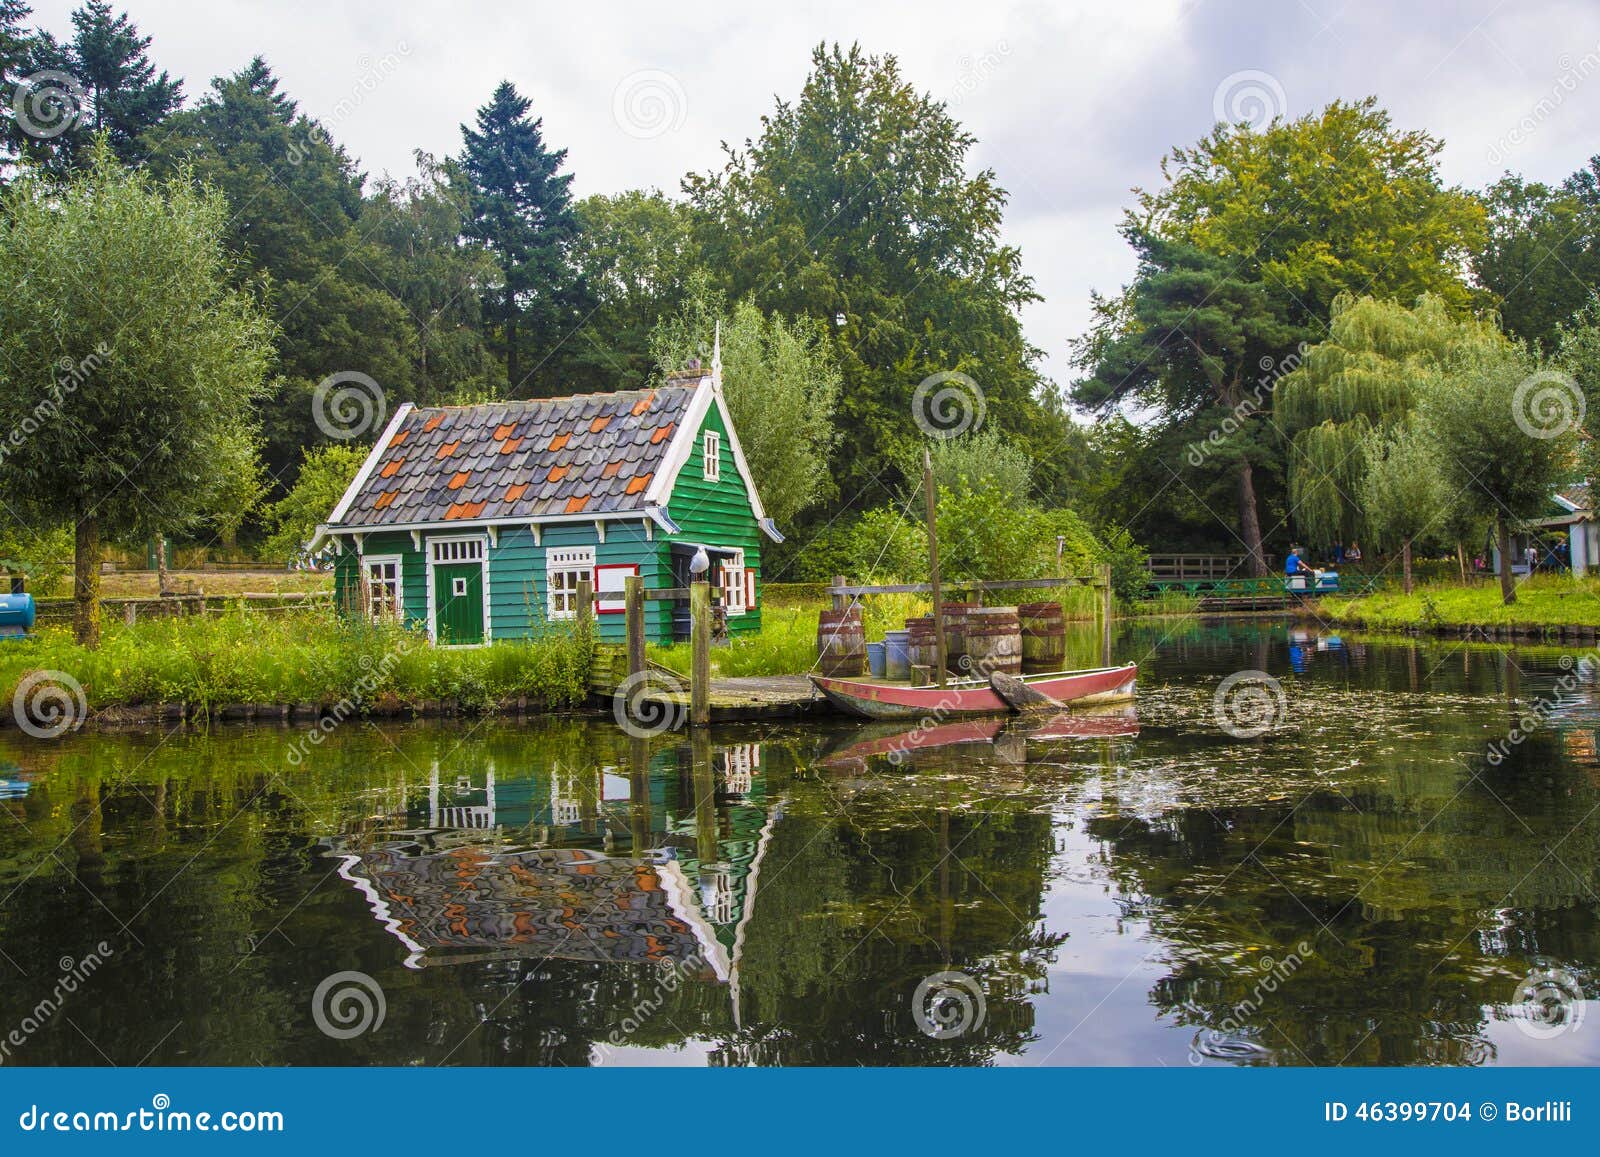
[28,0,1600,387]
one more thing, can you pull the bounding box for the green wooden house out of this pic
[313,362,781,645]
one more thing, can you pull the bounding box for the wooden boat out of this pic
[810,662,1137,720]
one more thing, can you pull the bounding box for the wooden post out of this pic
[624,574,645,678]
[831,574,847,613]
[690,579,711,726]
[576,577,594,627]
[1098,563,1114,667]
[924,450,947,689]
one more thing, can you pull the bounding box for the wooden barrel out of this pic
[816,607,865,676]
[905,615,939,673]
[965,606,1021,675]
[1019,600,1066,674]
[940,601,978,674]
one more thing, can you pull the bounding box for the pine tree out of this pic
[460,81,588,396]
[15,1,181,174]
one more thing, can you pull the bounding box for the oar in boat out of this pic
[989,670,1065,712]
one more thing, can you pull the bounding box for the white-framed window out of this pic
[546,546,595,620]
[362,555,402,622]
[703,429,720,481]
[720,550,748,616]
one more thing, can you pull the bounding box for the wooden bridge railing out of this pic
[1145,553,1273,581]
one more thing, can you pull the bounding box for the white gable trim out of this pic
[328,401,415,526]
[641,373,775,532]
[642,375,714,507]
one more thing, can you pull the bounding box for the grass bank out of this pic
[1,606,592,724]
[1321,575,1600,633]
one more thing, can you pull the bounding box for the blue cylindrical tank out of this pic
[0,593,36,632]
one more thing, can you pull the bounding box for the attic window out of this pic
[703,430,720,482]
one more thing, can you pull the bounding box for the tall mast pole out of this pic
[924,449,947,689]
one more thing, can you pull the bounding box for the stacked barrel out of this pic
[816,606,866,676]
[965,607,1022,675]
[939,602,977,675]
[820,596,1069,683]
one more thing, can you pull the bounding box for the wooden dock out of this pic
[589,645,827,722]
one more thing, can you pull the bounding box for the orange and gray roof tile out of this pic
[337,386,695,528]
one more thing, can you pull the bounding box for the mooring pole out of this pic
[577,577,594,627]
[690,578,711,725]
[624,574,645,679]
[1098,562,1113,667]
[924,449,947,689]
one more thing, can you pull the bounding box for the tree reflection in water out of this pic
[0,621,1596,1066]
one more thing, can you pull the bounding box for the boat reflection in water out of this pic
[326,743,779,991]
[819,706,1139,772]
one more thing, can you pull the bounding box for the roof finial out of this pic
[711,320,722,380]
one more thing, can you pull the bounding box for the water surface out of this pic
[2,620,1597,1066]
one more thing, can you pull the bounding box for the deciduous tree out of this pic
[0,145,274,644]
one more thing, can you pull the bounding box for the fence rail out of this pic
[1145,554,1272,581]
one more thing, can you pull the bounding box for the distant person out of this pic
[1345,542,1361,562]
[1524,544,1538,572]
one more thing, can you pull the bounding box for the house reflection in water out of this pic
[327,742,777,990]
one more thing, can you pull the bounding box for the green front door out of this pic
[433,563,485,644]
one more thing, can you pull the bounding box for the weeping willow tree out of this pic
[1277,294,1494,545]
[1359,424,1449,594]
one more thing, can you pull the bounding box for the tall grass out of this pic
[1324,575,1600,629]
[0,606,592,714]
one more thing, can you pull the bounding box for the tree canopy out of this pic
[0,144,274,642]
